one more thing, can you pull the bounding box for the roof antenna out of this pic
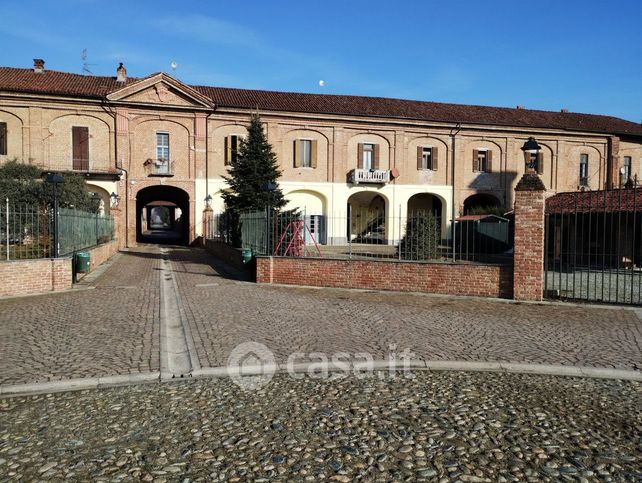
[81,49,95,75]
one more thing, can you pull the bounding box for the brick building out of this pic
[0,59,641,248]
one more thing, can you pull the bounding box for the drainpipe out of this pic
[450,123,462,261]
[118,166,129,248]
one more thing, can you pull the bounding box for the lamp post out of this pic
[92,193,101,245]
[262,182,278,254]
[521,137,541,173]
[45,173,64,258]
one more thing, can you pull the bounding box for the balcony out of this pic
[349,168,391,185]
[145,158,174,177]
[30,161,121,180]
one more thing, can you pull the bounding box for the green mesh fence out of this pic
[58,208,114,256]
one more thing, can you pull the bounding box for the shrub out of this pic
[398,211,440,261]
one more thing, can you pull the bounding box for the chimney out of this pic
[516,105,524,110]
[561,108,569,113]
[116,63,127,83]
[33,59,45,73]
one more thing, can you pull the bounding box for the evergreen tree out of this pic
[222,113,286,212]
[397,211,440,261]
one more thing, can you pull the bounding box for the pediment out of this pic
[107,73,214,109]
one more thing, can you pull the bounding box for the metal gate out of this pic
[544,187,642,305]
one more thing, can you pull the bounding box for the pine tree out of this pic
[222,113,286,212]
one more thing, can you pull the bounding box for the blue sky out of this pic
[1,0,641,121]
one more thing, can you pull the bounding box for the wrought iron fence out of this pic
[544,187,642,305]
[0,202,51,260]
[206,208,513,264]
[0,200,114,260]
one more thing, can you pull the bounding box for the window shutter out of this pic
[432,146,438,170]
[224,136,232,165]
[536,152,544,174]
[310,140,318,169]
[0,122,6,156]
[373,144,380,169]
[357,143,364,169]
[417,146,423,170]
[486,150,493,172]
[293,140,301,168]
[72,126,89,170]
[472,149,479,172]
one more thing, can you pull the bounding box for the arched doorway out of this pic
[136,185,189,245]
[463,193,502,215]
[86,184,111,216]
[347,192,386,244]
[407,193,443,237]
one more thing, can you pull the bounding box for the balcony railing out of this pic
[28,160,119,175]
[349,168,391,185]
[145,158,174,177]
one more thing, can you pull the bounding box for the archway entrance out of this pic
[136,185,189,245]
[347,192,386,244]
[463,193,502,215]
[407,193,443,237]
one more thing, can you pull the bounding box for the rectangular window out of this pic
[300,139,312,168]
[156,132,170,174]
[474,149,488,172]
[362,143,374,170]
[0,122,6,156]
[72,126,89,170]
[623,156,632,180]
[421,147,433,170]
[156,132,169,161]
[225,135,241,165]
[579,153,589,186]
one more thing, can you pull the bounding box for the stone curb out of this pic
[0,372,161,398]
[2,361,639,399]
[191,359,642,382]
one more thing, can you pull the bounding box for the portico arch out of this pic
[136,185,190,244]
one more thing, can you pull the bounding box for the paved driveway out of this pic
[1,246,641,387]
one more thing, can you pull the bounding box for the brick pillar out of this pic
[513,171,546,301]
[202,206,213,243]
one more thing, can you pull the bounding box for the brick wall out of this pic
[86,239,119,271]
[0,240,118,298]
[0,258,72,297]
[256,257,513,299]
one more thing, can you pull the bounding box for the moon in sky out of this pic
[319,80,325,87]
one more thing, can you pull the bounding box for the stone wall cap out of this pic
[515,173,546,192]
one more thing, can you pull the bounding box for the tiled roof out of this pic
[0,67,140,98]
[1,66,642,138]
[546,187,642,214]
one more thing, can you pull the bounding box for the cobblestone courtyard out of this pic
[1,247,641,388]
[1,247,641,481]
[1,373,640,481]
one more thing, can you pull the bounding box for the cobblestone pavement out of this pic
[170,248,642,372]
[0,248,161,386]
[1,246,641,388]
[1,372,640,481]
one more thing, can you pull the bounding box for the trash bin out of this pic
[75,251,91,273]
[241,249,253,264]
